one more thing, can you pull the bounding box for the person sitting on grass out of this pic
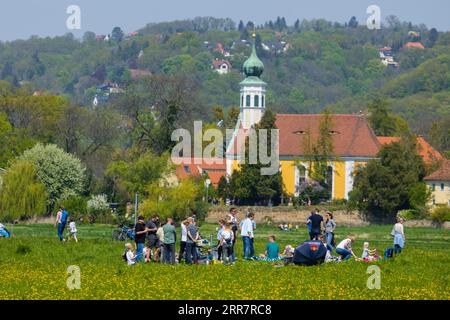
[265,235,280,259]
[336,235,357,261]
[361,242,381,261]
[282,245,294,257]
[0,223,11,238]
[124,243,136,266]
[68,217,78,243]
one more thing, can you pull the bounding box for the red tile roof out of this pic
[377,136,443,164]
[129,69,152,80]
[227,114,381,158]
[171,157,226,186]
[424,160,450,181]
[212,59,231,69]
[404,42,425,49]
[275,114,381,157]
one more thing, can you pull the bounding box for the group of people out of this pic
[54,206,78,242]
[123,207,407,266]
[306,209,407,262]
[127,214,201,265]
[125,208,260,266]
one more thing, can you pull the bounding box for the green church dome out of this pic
[243,34,264,78]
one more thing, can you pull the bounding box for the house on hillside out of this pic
[92,82,123,107]
[379,46,399,68]
[403,42,425,49]
[212,59,232,75]
[129,69,152,80]
[214,42,231,57]
[424,160,450,206]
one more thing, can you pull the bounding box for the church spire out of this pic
[243,32,264,78]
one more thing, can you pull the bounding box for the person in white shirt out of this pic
[220,222,235,264]
[178,219,189,263]
[125,243,136,266]
[336,235,357,261]
[240,212,255,259]
[68,218,78,242]
[392,217,406,254]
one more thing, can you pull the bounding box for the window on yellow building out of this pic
[298,165,306,184]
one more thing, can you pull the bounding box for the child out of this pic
[68,217,78,242]
[265,235,280,260]
[220,222,234,264]
[361,242,380,261]
[283,244,294,257]
[216,220,225,261]
[124,243,136,266]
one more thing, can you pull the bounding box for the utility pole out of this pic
[134,192,139,226]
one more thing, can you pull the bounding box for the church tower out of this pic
[240,32,266,129]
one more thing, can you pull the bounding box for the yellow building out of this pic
[225,34,381,200]
[424,160,450,206]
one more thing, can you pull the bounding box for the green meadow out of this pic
[0,223,449,300]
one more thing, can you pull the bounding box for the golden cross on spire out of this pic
[252,25,256,39]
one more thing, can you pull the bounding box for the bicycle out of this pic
[112,224,135,241]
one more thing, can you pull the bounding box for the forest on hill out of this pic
[0,16,449,135]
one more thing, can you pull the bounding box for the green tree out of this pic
[229,110,284,205]
[0,160,47,221]
[349,139,426,222]
[367,98,409,136]
[111,27,124,42]
[20,144,86,208]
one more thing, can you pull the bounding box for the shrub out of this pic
[87,194,110,216]
[0,160,47,221]
[397,209,417,220]
[57,196,88,220]
[430,205,450,225]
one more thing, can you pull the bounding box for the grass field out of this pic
[0,223,449,300]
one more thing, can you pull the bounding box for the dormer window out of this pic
[328,131,340,135]
[293,130,307,135]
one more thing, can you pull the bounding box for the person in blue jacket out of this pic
[54,206,69,241]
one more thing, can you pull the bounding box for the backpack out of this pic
[61,210,69,223]
[384,247,394,259]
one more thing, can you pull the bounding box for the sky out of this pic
[0,0,449,41]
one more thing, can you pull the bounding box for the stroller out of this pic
[0,223,11,238]
[291,240,327,266]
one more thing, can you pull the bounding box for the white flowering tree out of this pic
[87,194,109,216]
[20,143,86,208]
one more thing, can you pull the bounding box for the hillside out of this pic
[0,16,449,136]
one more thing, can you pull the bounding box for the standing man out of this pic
[162,217,177,264]
[145,214,159,263]
[185,217,199,264]
[241,212,255,260]
[306,209,324,240]
[134,215,147,263]
[54,206,68,241]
